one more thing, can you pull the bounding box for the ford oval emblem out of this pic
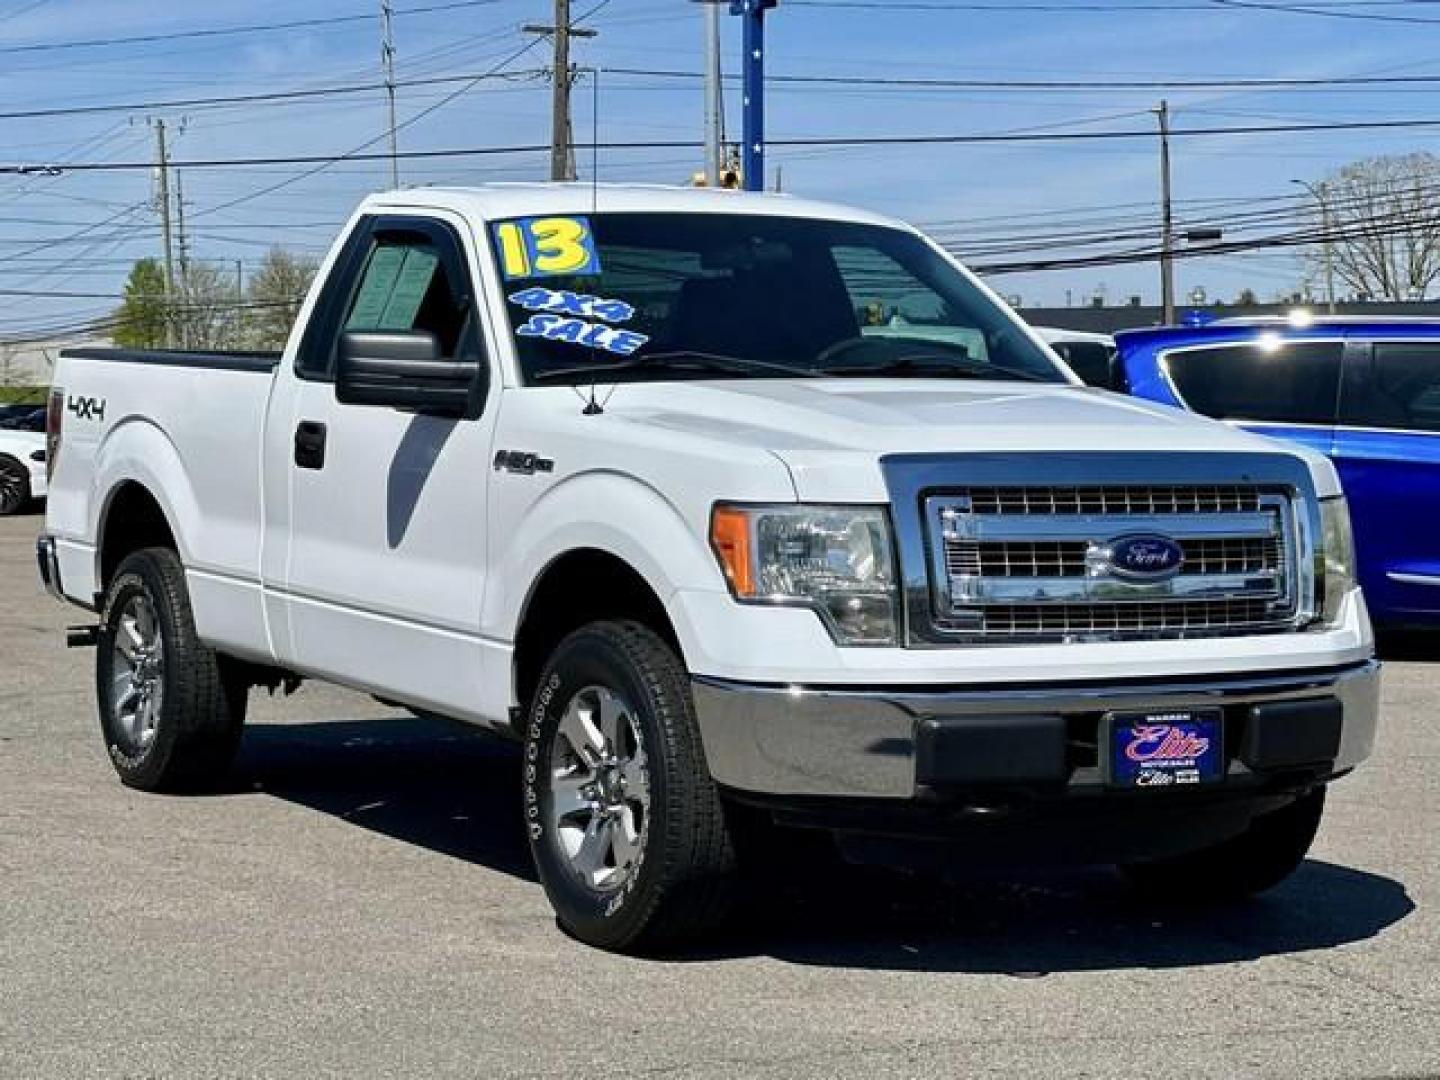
[1107,534,1185,581]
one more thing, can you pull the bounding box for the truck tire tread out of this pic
[524,619,737,953]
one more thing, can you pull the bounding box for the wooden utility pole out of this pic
[152,119,176,348]
[381,1,400,189]
[524,1,596,182]
[174,170,191,349]
[1157,100,1175,325]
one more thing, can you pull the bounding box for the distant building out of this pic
[0,334,110,388]
[1018,299,1440,335]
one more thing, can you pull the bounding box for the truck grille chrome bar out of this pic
[964,484,1261,517]
[928,485,1298,641]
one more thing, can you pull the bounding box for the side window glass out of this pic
[1341,342,1440,432]
[342,235,469,358]
[1164,341,1341,424]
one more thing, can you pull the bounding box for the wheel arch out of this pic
[512,547,684,718]
[97,480,180,592]
[90,418,198,592]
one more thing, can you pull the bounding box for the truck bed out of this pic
[47,347,282,663]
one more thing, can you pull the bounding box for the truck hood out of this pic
[606,378,1339,501]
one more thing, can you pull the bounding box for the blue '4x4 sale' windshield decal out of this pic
[508,286,649,357]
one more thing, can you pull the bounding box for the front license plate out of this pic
[1106,708,1224,789]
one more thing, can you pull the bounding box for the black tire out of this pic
[523,620,737,953]
[1121,787,1326,902]
[0,455,30,516]
[96,547,247,792]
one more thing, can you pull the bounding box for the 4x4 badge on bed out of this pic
[66,395,105,423]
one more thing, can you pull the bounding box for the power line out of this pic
[602,64,1440,92]
[9,111,1440,177]
[0,69,546,123]
[1210,0,1440,25]
[786,0,1440,9]
[192,34,551,219]
[0,0,501,56]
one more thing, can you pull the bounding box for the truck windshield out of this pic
[491,212,1069,386]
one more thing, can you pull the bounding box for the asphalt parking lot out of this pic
[1,512,1437,1080]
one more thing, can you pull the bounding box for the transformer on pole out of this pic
[729,0,776,193]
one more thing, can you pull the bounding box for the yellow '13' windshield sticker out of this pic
[491,216,601,280]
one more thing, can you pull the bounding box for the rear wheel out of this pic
[1121,787,1326,901]
[0,455,30,516]
[523,620,737,953]
[96,548,248,792]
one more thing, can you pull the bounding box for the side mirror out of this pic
[335,330,480,416]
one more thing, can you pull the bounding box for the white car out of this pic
[1034,326,1119,388]
[38,185,1377,952]
[0,426,46,515]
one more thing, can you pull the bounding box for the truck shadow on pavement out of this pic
[1377,630,1440,662]
[232,716,1414,975]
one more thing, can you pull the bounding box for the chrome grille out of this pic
[928,484,1301,642]
[946,536,1283,579]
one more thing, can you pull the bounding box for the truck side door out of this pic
[270,211,502,720]
[1333,337,1440,625]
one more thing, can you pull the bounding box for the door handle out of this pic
[294,420,327,470]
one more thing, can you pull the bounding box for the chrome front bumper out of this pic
[692,661,1380,799]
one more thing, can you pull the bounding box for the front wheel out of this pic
[1120,787,1326,902]
[523,621,737,953]
[96,548,248,792]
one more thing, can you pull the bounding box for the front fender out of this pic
[484,468,725,660]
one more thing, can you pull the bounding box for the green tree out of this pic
[245,248,319,350]
[113,258,169,348]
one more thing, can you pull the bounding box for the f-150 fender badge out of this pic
[66,395,105,423]
[494,450,555,476]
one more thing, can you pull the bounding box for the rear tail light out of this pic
[45,387,62,483]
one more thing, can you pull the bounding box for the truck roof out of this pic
[357,182,909,230]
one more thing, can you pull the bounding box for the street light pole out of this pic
[1292,179,1336,315]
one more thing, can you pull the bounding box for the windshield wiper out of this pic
[816,354,1053,383]
[531,349,821,383]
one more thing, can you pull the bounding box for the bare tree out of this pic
[1310,153,1440,301]
[173,262,241,350]
[245,248,319,351]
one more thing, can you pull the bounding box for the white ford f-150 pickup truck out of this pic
[39,184,1378,952]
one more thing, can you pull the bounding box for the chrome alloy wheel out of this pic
[548,685,651,892]
[108,594,165,752]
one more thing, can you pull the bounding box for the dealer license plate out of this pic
[1106,708,1224,789]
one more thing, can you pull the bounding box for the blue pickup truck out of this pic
[1103,317,1440,630]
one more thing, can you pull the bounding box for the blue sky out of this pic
[1,0,1438,339]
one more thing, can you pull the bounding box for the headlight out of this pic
[710,504,898,645]
[1318,496,1356,627]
